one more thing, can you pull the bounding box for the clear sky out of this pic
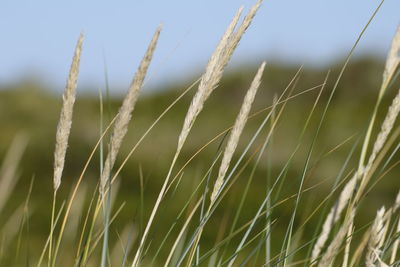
[0,0,399,92]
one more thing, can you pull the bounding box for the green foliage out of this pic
[0,58,399,266]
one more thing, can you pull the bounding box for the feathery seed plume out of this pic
[364,87,400,176]
[383,26,400,87]
[53,33,83,192]
[210,62,265,203]
[389,191,400,264]
[313,28,400,265]
[176,9,242,153]
[390,212,400,264]
[100,26,161,195]
[177,1,263,153]
[313,87,400,264]
[366,207,386,266]
[311,175,357,264]
[318,211,355,267]
[223,0,263,64]
[131,3,263,266]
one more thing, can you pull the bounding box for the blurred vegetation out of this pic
[0,57,399,265]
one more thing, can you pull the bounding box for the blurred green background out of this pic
[0,57,399,265]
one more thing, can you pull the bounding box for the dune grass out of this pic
[0,0,399,266]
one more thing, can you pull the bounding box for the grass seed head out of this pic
[53,33,84,192]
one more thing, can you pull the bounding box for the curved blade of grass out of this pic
[164,198,202,267]
[149,153,222,266]
[306,3,385,263]
[187,62,266,266]
[198,177,327,266]
[177,80,286,266]
[86,203,126,261]
[222,225,273,266]
[75,183,100,266]
[163,82,322,196]
[37,201,65,267]
[51,114,118,267]
[229,71,328,267]
[176,66,304,265]
[131,6,252,264]
[281,73,329,266]
[110,77,201,188]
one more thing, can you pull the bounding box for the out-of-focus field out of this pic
[0,58,399,265]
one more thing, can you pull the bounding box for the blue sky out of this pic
[0,0,399,92]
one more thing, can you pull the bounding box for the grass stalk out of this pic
[50,33,83,267]
[130,4,262,265]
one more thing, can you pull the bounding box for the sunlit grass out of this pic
[0,0,399,266]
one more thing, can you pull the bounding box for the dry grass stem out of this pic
[357,25,399,194]
[350,191,400,266]
[377,257,390,267]
[313,85,400,264]
[53,33,84,192]
[388,191,400,264]
[164,199,202,267]
[100,26,161,195]
[390,212,400,263]
[64,183,88,242]
[383,25,400,87]
[311,174,357,264]
[210,62,265,203]
[394,190,400,211]
[366,207,386,266]
[131,4,263,266]
[321,36,400,264]
[350,227,370,266]
[342,220,354,267]
[318,211,355,267]
[110,223,136,265]
[352,86,400,208]
[2,1,398,266]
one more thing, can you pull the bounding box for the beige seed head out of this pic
[131,3,263,265]
[394,190,400,211]
[177,1,263,154]
[223,0,263,65]
[390,208,400,263]
[210,62,265,203]
[383,25,400,87]
[311,174,357,264]
[177,8,243,153]
[53,33,83,192]
[317,211,355,267]
[314,87,400,264]
[366,207,386,267]
[100,26,161,195]
[364,87,400,176]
